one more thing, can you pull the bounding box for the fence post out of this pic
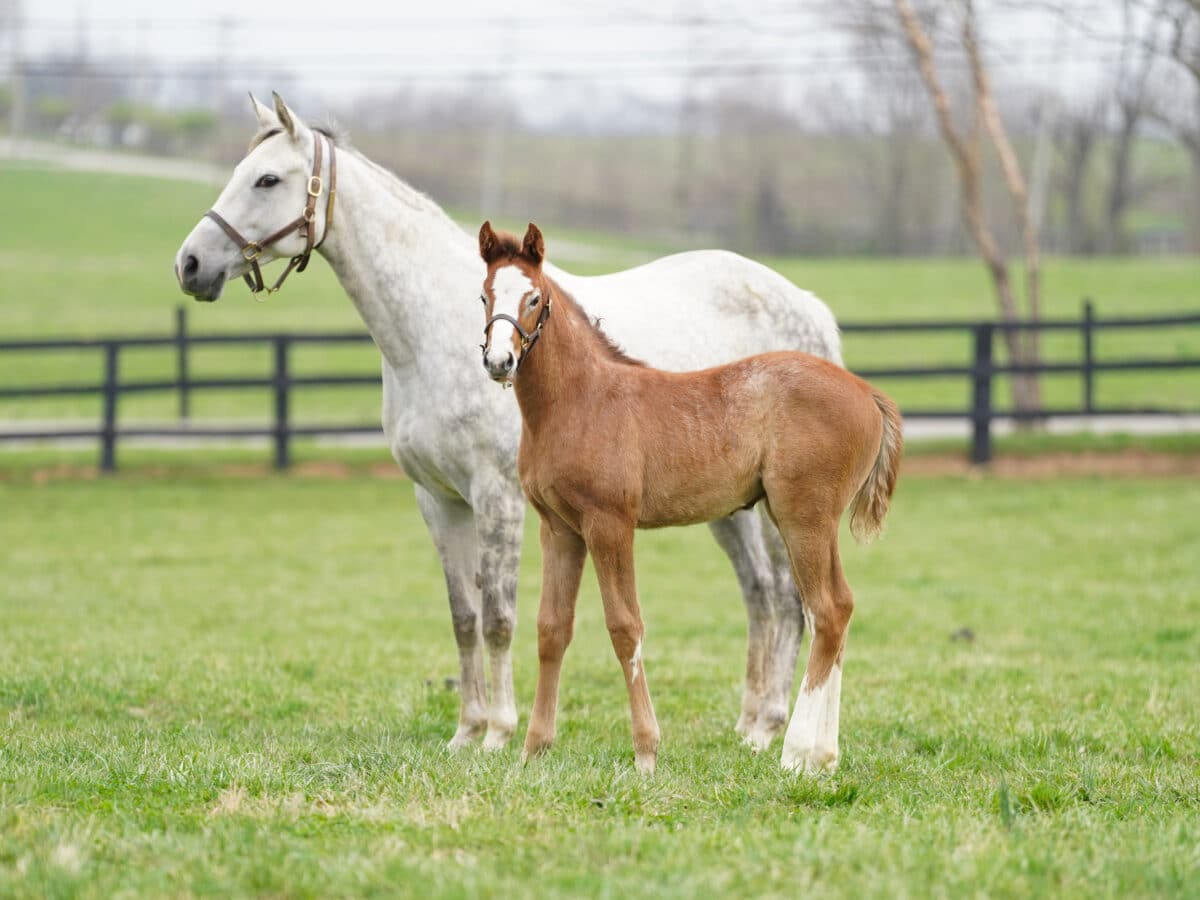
[971,323,993,465]
[176,305,190,420]
[273,336,290,470]
[100,342,119,473]
[1081,298,1095,415]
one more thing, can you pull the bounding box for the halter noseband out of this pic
[482,291,552,382]
[204,130,337,299]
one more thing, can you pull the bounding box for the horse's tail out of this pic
[849,390,903,544]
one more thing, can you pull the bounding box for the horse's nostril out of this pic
[183,255,199,277]
[505,352,514,367]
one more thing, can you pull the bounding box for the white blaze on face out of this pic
[484,265,536,372]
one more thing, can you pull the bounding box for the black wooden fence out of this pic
[1,302,1198,470]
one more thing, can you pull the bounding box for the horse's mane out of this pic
[248,123,346,152]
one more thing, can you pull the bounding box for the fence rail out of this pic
[1,301,1198,470]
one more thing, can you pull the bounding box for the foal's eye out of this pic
[528,293,540,309]
[254,174,280,188]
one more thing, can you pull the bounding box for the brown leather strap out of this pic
[203,130,335,297]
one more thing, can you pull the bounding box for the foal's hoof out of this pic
[634,752,657,775]
[521,732,555,763]
[780,744,839,775]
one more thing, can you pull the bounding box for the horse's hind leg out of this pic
[414,485,488,748]
[471,480,527,750]
[707,512,775,744]
[585,512,660,774]
[748,508,806,751]
[770,506,852,774]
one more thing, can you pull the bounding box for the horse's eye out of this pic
[255,174,280,188]
[480,294,487,306]
[528,293,540,309]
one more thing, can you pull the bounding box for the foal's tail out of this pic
[849,390,904,544]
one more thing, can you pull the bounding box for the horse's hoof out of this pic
[447,722,485,750]
[734,711,756,738]
[780,744,839,775]
[482,726,515,751]
[634,752,657,775]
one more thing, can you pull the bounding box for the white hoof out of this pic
[447,722,485,750]
[481,724,516,751]
[634,752,657,775]
[781,743,839,775]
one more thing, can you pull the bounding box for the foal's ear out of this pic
[522,223,545,266]
[479,220,502,264]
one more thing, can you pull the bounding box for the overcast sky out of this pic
[8,1,1137,124]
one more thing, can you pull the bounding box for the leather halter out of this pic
[204,130,337,298]
[482,291,552,380]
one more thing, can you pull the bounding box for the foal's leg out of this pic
[752,509,807,750]
[414,485,488,748]
[471,480,527,750]
[707,512,776,743]
[584,513,660,774]
[523,518,588,759]
[774,515,853,774]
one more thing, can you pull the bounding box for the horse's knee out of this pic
[481,600,516,648]
[450,605,479,647]
[606,619,643,661]
[536,618,572,660]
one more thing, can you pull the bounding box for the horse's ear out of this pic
[479,220,501,264]
[522,223,545,266]
[249,93,276,130]
[271,91,300,139]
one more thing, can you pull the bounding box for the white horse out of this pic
[174,93,843,753]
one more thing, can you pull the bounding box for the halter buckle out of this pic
[242,243,262,262]
[307,175,323,198]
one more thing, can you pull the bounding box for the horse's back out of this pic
[549,250,842,371]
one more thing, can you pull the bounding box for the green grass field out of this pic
[2,164,1198,428]
[1,472,1198,897]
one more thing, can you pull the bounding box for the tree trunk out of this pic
[894,0,1042,416]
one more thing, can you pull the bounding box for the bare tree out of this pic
[1155,0,1200,251]
[894,0,1042,414]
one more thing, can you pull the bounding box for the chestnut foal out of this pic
[478,222,902,775]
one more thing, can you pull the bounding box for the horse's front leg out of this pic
[414,484,488,748]
[584,512,660,774]
[472,479,527,750]
[523,517,587,759]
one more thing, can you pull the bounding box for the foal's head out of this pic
[478,221,551,384]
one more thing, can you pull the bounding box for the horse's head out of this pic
[175,92,334,302]
[478,221,551,384]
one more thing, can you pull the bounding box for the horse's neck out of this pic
[317,150,481,369]
[514,289,610,434]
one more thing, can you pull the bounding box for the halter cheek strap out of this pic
[204,130,337,299]
[482,293,553,381]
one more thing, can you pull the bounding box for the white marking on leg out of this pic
[629,639,643,683]
[780,664,841,774]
